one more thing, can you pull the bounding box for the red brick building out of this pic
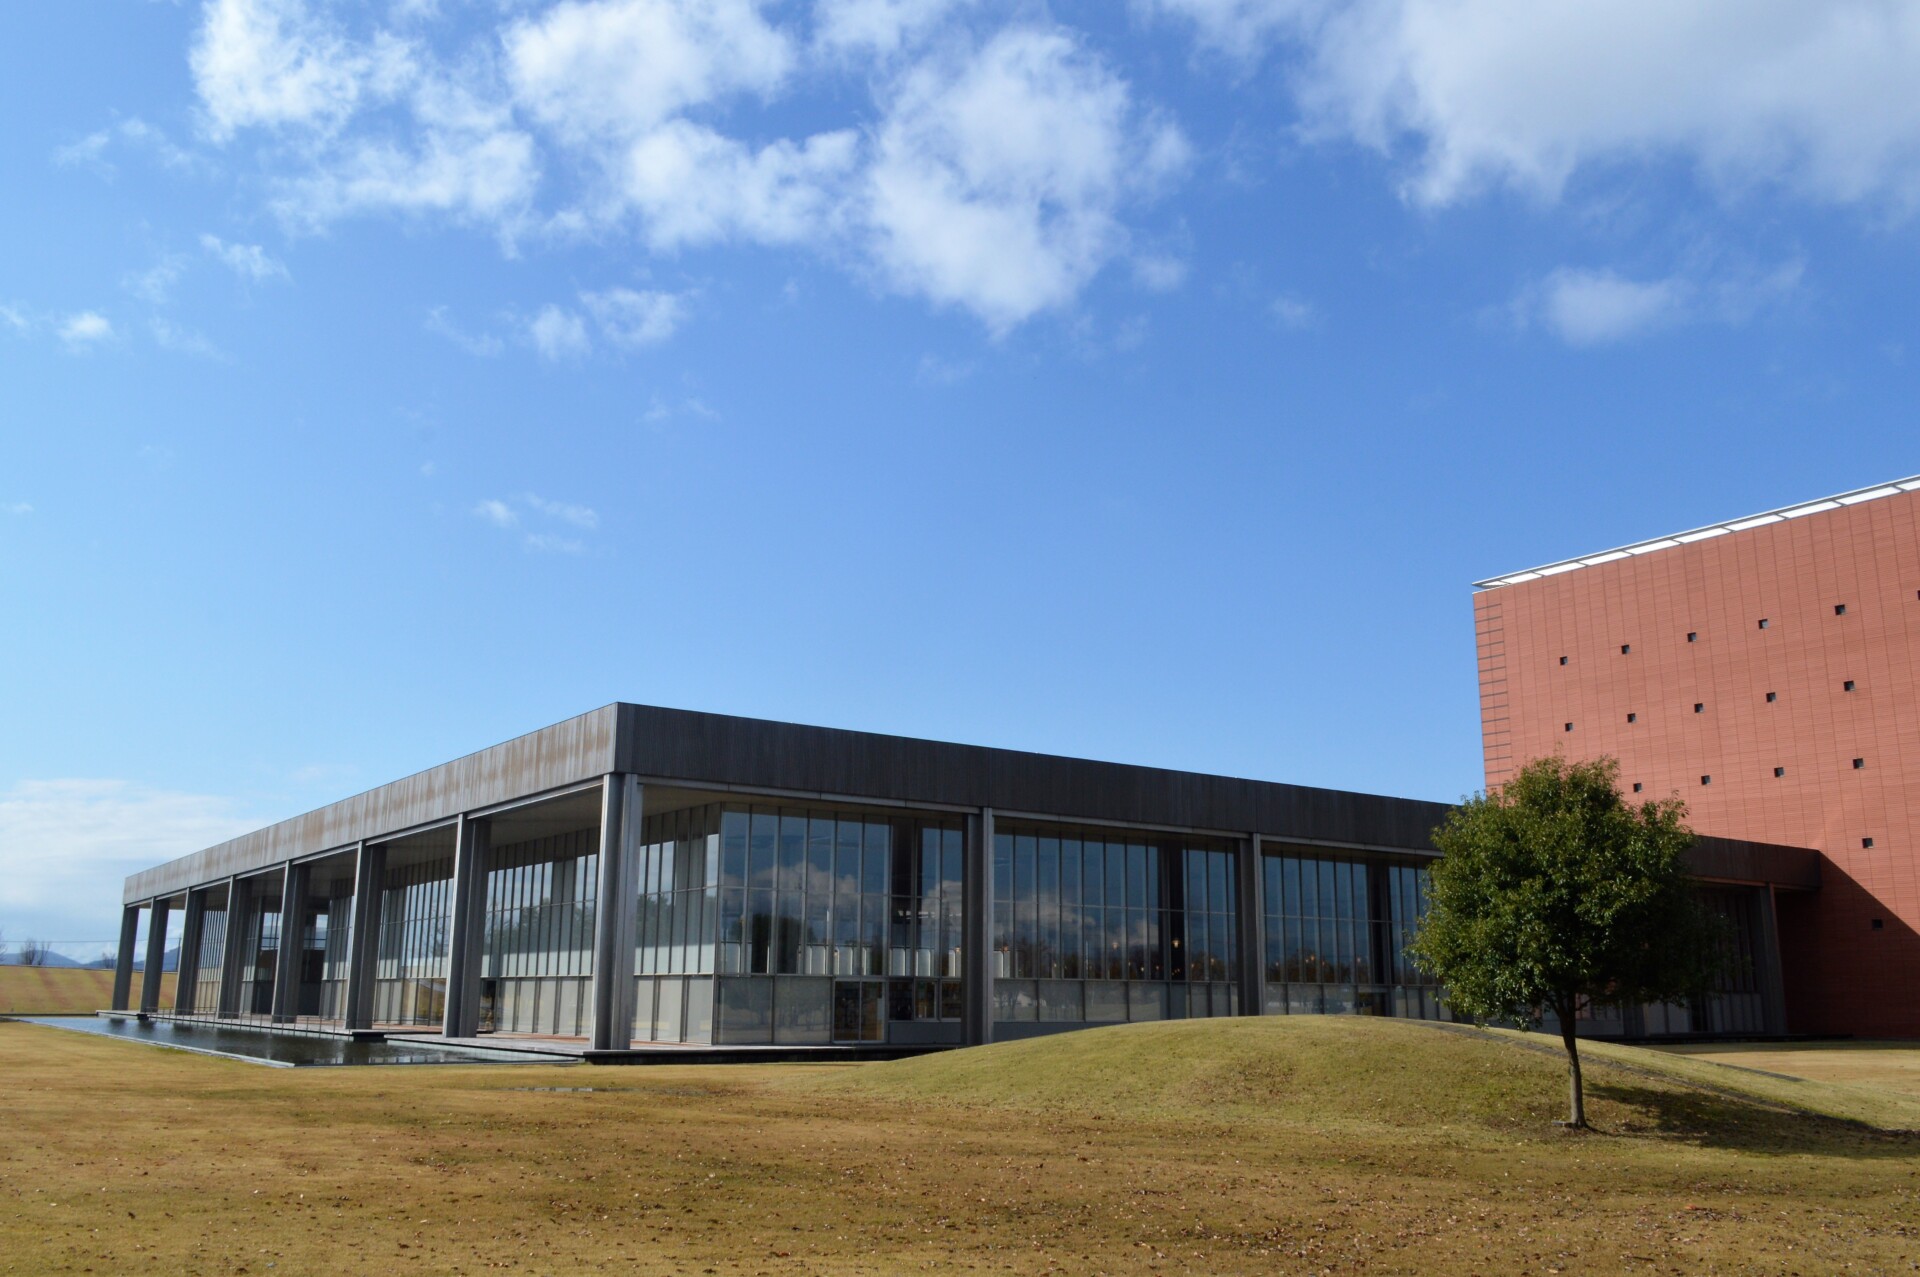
[1474,476,1920,1037]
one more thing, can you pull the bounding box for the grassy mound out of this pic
[803,1016,1920,1141]
[0,965,172,1014]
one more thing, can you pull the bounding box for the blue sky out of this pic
[3,0,1918,950]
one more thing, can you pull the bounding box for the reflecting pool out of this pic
[12,1016,566,1067]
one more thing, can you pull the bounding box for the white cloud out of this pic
[815,0,974,58]
[1526,268,1685,345]
[200,233,290,282]
[0,779,262,941]
[425,307,504,357]
[1148,0,1325,57]
[189,0,400,140]
[55,117,197,175]
[474,493,599,550]
[505,0,793,141]
[1271,292,1316,329]
[150,319,228,360]
[4,502,31,516]
[1132,253,1189,292]
[125,254,190,305]
[581,287,687,348]
[1515,259,1800,346]
[275,76,540,229]
[520,493,600,529]
[528,304,591,360]
[1190,0,1920,212]
[0,304,26,333]
[621,121,859,249]
[58,312,114,349]
[864,26,1190,331]
[473,498,519,528]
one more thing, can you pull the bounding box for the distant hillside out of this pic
[0,967,176,1015]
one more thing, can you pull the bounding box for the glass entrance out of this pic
[832,980,882,1042]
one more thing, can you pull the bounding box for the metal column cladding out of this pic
[139,897,171,1015]
[343,841,385,1033]
[270,862,308,1024]
[962,807,994,1046]
[1236,834,1265,1015]
[174,889,207,1015]
[589,775,643,1052]
[111,905,140,1011]
[443,815,492,1039]
[216,875,246,1018]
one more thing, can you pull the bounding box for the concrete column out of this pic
[139,897,171,1016]
[270,863,309,1024]
[1756,884,1789,1036]
[442,816,492,1039]
[111,905,141,1011]
[962,807,995,1046]
[175,889,207,1015]
[588,775,642,1052]
[342,841,386,1032]
[1236,834,1266,1016]
[217,876,246,1018]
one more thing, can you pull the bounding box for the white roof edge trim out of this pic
[1473,473,1920,591]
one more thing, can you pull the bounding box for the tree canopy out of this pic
[1411,755,1724,1127]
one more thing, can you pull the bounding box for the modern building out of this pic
[1475,474,1920,1037]
[111,704,1812,1055]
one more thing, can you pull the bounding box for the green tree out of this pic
[1411,755,1723,1128]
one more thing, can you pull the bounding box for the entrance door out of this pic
[833,981,883,1042]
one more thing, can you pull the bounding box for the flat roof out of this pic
[1473,474,1920,591]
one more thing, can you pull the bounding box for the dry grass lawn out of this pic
[0,966,173,1015]
[1,1015,1916,1275]
[1655,1039,1920,1101]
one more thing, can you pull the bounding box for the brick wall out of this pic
[1476,489,1920,1036]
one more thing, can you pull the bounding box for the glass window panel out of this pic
[749,813,777,892]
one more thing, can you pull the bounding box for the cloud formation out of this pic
[201,233,290,282]
[58,312,114,349]
[0,779,262,940]
[185,0,1184,330]
[473,492,601,552]
[1157,0,1920,212]
[1515,257,1803,346]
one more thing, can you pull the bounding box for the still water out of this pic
[14,1016,565,1067]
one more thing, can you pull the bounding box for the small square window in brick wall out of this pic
[1627,713,1637,723]
[1775,767,1786,777]
[1854,758,1865,769]
[1687,632,1697,642]
[1694,703,1705,713]
[1766,691,1777,703]
[1845,680,1856,691]
[1836,604,1848,615]
[1632,783,1643,793]
[1863,837,1875,849]
[1758,618,1769,629]
[1701,775,1712,785]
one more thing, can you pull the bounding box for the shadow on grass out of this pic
[1584,1079,1920,1156]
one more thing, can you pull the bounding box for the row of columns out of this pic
[113,784,1285,1047]
[111,774,647,1050]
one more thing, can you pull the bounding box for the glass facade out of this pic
[139,799,1795,1047]
[991,824,1240,1026]
[1262,850,1444,1020]
[189,897,227,1014]
[641,803,965,1046]
[480,829,598,1036]
[374,854,453,1027]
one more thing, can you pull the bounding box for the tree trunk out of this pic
[1556,996,1587,1128]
